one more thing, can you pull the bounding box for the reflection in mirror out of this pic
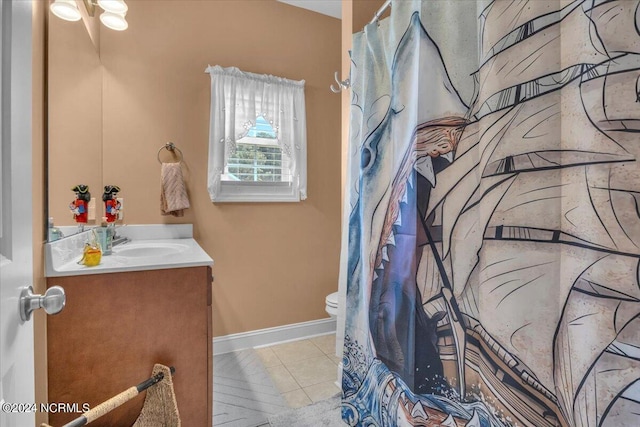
[47,10,102,240]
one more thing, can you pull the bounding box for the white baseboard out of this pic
[213,318,337,355]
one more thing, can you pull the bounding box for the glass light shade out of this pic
[50,0,82,22]
[97,0,128,14]
[100,11,128,31]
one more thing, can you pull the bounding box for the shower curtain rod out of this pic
[370,0,392,24]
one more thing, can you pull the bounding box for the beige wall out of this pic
[96,1,341,336]
[77,0,100,51]
[353,0,387,34]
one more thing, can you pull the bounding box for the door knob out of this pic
[19,285,66,321]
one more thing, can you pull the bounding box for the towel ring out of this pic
[157,142,184,164]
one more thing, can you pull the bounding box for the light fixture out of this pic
[97,0,128,15]
[99,10,128,31]
[50,0,82,22]
[50,0,130,31]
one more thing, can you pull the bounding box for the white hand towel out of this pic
[161,162,190,217]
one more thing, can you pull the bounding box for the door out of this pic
[0,0,35,426]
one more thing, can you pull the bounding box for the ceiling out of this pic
[276,0,342,19]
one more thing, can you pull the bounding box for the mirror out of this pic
[47,11,102,239]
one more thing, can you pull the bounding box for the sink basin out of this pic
[112,242,189,258]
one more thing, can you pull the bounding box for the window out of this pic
[223,117,292,183]
[206,65,307,202]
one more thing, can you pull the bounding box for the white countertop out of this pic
[45,225,213,277]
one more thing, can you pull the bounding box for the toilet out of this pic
[325,291,342,387]
[325,291,339,318]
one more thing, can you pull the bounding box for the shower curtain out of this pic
[340,1,640,426]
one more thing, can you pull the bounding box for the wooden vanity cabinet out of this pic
[46,266,213,427]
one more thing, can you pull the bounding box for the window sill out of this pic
[212,181,302,203]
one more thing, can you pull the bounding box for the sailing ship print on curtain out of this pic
[340,0,640,426]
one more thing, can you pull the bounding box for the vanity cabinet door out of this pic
[46,266,213,427]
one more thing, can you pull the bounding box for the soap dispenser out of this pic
[98,220,113,255]
[48,217,64,242]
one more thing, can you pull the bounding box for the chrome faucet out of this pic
[110,224,130,247]
[112,234,130,247]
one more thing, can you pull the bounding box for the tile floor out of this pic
[213,333,341,427]
[258,334,341,408]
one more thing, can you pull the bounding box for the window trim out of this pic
[215,181,301,203]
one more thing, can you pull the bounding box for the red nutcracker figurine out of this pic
[103,185,121,223]
[70,184,91,224]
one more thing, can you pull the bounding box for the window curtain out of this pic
[340,0,640,426]
[205,65,307,200]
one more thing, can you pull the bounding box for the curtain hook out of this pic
[330,71,350,93]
